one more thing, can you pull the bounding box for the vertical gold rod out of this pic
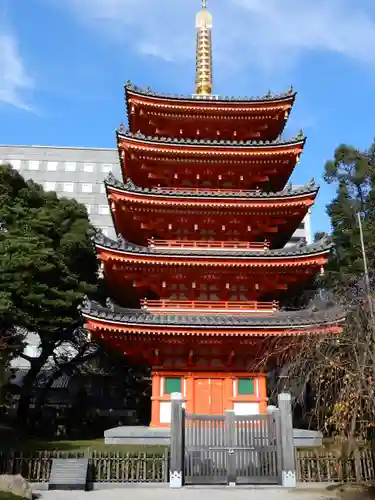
[195,1,213,95]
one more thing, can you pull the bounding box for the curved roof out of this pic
[82,299,345,330]
[117,128,306,149]
[125,81,297,105]
[105,174,319,201]
[95,233,333,259]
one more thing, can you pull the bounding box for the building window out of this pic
[100,184,106,194]
[83,163,94,172]
[28,160,39,170]
[165,377,182,395]
[65,162,76,172]
[237,378,255,395]
[82,183,93,193]
[47,161,58,171]
[101,228,109,236]
[63,183,74,193]
[44,182,56,192]
[85,204,91,214]
[102,164,112,173]
[98,205,109,215]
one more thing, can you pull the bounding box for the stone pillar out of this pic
[225,410,236,487]
[278,392,296,488]
[169,392,184,488]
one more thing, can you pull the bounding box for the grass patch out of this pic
[0,493,29,500]
[1,438,167,455]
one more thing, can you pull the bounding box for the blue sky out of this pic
[2,0,375,235]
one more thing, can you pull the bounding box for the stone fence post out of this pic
[225,410,236,487]
[278,392,296,488]
[169,392,184,488]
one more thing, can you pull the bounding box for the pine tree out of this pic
[0,164,99,420]
[322,142,375,287]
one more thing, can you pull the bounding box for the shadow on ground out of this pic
[325,484,375,500]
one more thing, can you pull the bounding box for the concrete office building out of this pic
[0,145,121,238]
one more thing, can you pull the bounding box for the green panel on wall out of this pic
[165,377,182,395]
[238,378,255,395]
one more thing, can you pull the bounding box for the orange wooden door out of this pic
[210,379,224,415]
[194,379,210,414]
[194,378,224,414]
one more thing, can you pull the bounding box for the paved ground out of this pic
[34,485,336,500]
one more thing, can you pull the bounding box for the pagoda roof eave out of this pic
[105,175,319,202]
[116,130,306,150]
[82,300,345,332]
[125,81,297,106]
[95,234,333,261]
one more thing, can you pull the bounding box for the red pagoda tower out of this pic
[82,1,345,427]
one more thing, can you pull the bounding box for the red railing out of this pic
[148,238,270,251]
[140,299,279,315]
[166,187,260,195]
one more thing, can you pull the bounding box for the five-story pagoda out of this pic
[82,1,345,427]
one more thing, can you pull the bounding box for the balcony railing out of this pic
[140,299,279,315]
[148,238,270,251]
[166,187,260,195]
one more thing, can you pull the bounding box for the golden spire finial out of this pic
[195,0,213,95]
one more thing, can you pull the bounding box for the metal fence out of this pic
[184,412,281,485]
[297,448,375,483]
[185,414,227,484]
[0,450,169,483]
[2,446,375,485]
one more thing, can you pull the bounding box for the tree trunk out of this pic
[34,369,63,411]
[17,353,49,423]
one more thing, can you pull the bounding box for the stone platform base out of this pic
[104,426,322,447]
[104,426,171,445]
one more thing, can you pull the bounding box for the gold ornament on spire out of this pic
[195,0,213,95]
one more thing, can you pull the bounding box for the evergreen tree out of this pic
[0,164,99,420]
[322,142,375,287]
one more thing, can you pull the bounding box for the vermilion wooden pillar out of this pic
[150,370,160,427]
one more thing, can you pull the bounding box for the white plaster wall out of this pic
[159,402,172,424]
[233,402,260,415]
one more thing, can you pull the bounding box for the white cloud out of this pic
[234,0,375,66]
[61,0,375,69]
[0,32,34,110]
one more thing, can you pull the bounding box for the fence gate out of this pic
[184,412,281,485]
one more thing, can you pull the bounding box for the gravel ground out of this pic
[34,485,335,500]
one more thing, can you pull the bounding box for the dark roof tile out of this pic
[125,81,296,104]
[94,232,333,259]
[82,299,345,328]
[117,129,305,148]
[105,174,318,200]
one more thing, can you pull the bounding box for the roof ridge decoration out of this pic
[117,127,306,147]
[105,173,319,199]
[125,80,296,103]
[94,230,333,258]
[81,299,345,328]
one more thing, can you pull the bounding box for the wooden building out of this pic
[82,1,345,427]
